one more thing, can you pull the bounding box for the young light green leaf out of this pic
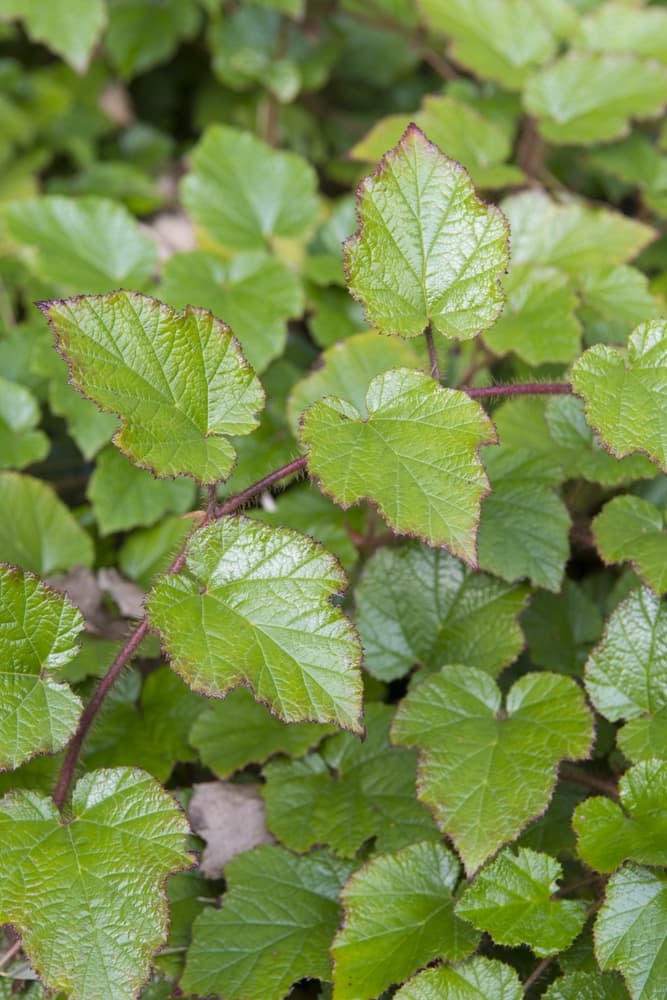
[574,761,667,873]
[456,847,587,956]
[595,864,667,999]
[262,703,439,857]
[483,265,582,365]
[181,124,320,251]
[87,446,196,535]
[355,543,528,682]
[571,320,667,474]
[0,565,83,770]
[300,369,496,561]
[543,971,629,1000]
[6,196,157,292]
[392,666,594,873]
[105,0,201,78]
[593,495,667,595]
[477,446,571,592]
[524,51,667,145]
[344,125,509,340]
[162,250,303,373]
[146,516,363,731]
[182,846,354,1000]
[0,0,106,73]
[0,376,48,470]
[39,291,265,483]
[332,841,479,1000]
[190,686,334,779]
[0,768,190,1000]
[0,472,93,574]
[578,2,667,65]
[393,955,522,1000]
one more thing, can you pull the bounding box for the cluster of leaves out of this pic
[2,2,667,999]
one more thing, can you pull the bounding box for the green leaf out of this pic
[418,0,572,90]
[578,2,667,65]
[39,291,265,483]
[146,516,362,730]
[162,250,303,374]
[300,369,496,560]
[190,686,334,779]
[287,330,421,436]
[0,376,48,470]
[502,190,655,275]
[456,846,587,956]
[393,955,522,1000]
[0,0,106,72]
[522,578,603,675]
[543,970,629,1000]
[262,703,440,857]
[592,495,667,595]
[571,320,667,474]
[181,124,320,251]
[355,543,528,682]
[6,196,157,292]
[0,564,82,770]
[182,846,354,1000]
[595,864,667,999]
[87,446,196,535]
[0,768,190,1000]
[579,266,660,347]
[332,841,479,1000]
[105,0,201,78]
[483,265,581,365]
[392,666,594,873]
[118,515,196,590]
[574,760,667,873]
[344,125,509,340]
[48,376,119,460]
[477,445,571,591]
[0,472,93,574]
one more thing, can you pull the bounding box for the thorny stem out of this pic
[425,324,440,381]
[465,382,572,399]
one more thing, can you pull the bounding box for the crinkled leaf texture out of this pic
[571,320,667,474]
[344,125,509,340]
[0,565,83,770]
[595,864,667,999]
[182,845,354,1000]
[332,841,479,1000]
[543,970,629,1000]
[355,543,528,682]
[393,955,522,1000]
[0,768,190,1000]
[574,761,667,873]
[146,516,363,731]
[593,495,667,595]
[456,846,586,956]
[39,291,265,483]
[392,666,594,873]
[300,368,496,561]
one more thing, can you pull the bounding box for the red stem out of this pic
[424,324,440,381]
[465,382,572,399]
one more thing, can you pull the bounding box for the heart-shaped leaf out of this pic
[393,955,523,1000]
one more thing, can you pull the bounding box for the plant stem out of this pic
[51,454,309,811]
[523,955,554,994]
[464,382,572,399]
[424,324,440,381]
[560,764,619,800]
[0,938,22,970]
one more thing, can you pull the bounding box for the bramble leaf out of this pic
[0,376,48,470]
[39,291,265,483]
[262,703,440,857]
[393,955,522,999]
[355,543,528,682]
[543,970,629,1000]
[181,124,320,251]
[6,196,157,292]
[190,686,334,779]
[162,250,303,373]
[0,472,93,575]
[574,761,667,873]
[146,516,363,731]
[578,2,667,64]
[0,768,190,1000]
[593,495,667,595]
[0,565,82,770]
[105,0,201,78]
[182,846,354,1000]
[0,0,105,72]
[332,841,479,999]
[571,321,667,474]
[392,666,594,873]
[595,864,667,999]
[300,368,496,560]
[343,125,509,340]
[456,847,587,956]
